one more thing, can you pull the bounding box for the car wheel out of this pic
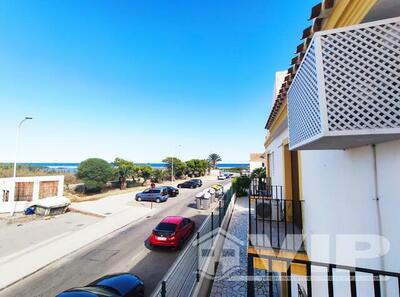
[191,185,194,189]
[156,198,161,203]
[137,197,142,201]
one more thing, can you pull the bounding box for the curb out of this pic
[0,209,155,292]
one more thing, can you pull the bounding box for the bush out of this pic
[76,158,113,193]
[232,176,251,197]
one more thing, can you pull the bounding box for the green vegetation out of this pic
[151,168,166,183]
[251,167,266,179]
[76,158,113,193]
[162,157,187,179]
[208,153,222,169]
[223,166,248,174]
[232,176,251,197]
[113,158,135,190]
[185,159,209,177]
[0,163,79,184]
[136,165,153,185]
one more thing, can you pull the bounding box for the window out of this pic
[15,182,34,201]
[156,223,177,232]
[39,181,58,199]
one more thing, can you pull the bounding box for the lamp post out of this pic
[11,116,33,215]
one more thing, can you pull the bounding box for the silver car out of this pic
[135,187,169,203]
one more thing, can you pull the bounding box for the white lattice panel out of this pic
[288,40,323,148]
[321,19,400,131]
[287,17,400,150]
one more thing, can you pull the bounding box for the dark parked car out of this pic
[135,187,168,203]
[190,179,202,187]
[162,186,179,197]
[177,180,198,189]
[56,273,144,297]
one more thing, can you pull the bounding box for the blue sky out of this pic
[0,0,316,163]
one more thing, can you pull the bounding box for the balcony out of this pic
[248,179,304,251]
[287,17,400,150]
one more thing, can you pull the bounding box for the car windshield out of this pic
[156,222,177,232]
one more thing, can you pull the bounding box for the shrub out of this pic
[232,176,251,197]
[76,158,113,193]
[251,167,266,179]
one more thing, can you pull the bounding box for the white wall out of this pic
[301,139,400,273]
[0,175,64,213]
[249,161,264,174]
[376,139,400,273]
[265,125,288,194]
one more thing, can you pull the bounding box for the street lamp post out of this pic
[11,116,33,215]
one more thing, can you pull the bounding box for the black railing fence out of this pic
[249,179,304,250]
[247,179,400,297]
[151,185,235,297]
[247,252,400,297]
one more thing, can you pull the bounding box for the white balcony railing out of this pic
[288,17,400,150]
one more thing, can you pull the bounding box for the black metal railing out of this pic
[247,252,400,297]
[248,182,304,250]
[151,185,235,297]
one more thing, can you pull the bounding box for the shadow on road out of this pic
[135,213,208,296]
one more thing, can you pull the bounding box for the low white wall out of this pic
[0,175,64,213]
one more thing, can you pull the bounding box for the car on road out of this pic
[162,186,179,197]
[135,187,168,203]
[217,174,226,180]
[190,178,203,187]
[56,273,144,297]
[149,216,195,250]
[177,180,198,189]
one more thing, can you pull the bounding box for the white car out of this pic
[217,174,226,180]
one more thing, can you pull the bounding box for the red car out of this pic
[149,216,195,250]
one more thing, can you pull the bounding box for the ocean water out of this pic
[21,162,249,172]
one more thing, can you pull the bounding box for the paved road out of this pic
[0,179,230,297]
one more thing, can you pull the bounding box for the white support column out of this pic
[57,176,64,197]
[32,181,40,201]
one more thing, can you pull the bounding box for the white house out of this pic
[0,175,64,213]
[262,1,400,296]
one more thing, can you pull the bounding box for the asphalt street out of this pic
[0,178,230,297]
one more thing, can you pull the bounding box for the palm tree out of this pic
[208,153,222,169]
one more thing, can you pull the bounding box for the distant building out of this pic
[0,175,64,213]
[249,153,265,174]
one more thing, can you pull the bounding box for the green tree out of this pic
[162,157,187,179]
[232,176,251,196]
[137,165,153,185]
[76,158,113,193]
[185,159,209,177]
[151,168,166,183]
[251,167,267,179]
[113,158,135,190]
[208,153,222,169]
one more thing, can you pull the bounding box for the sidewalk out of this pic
[0,196,154,290]
[209,196,279,297]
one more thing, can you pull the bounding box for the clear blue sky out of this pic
[0,0,316,163]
